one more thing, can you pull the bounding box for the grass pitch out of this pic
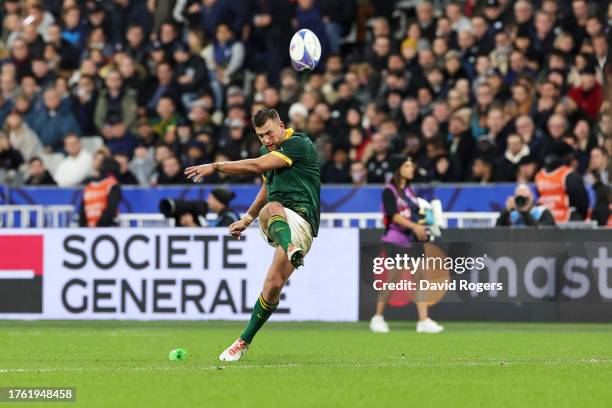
[1,321,611,407]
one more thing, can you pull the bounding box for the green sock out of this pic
[240,294,278,344]
[268,215,292,253]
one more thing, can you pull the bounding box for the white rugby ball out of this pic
[289,29,321,71]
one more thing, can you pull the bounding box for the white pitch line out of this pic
[0,359,610,374]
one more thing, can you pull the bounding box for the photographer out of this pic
[159,188,239,228]
[159,198,208,227]
[207,188,240,227]
[497,184,556,227]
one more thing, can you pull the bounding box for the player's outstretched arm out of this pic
[184,154,288,183]
[228,184,267,239]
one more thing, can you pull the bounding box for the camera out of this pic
[514,195,528,209]
[159,198,208,226]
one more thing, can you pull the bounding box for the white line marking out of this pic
[0,270,35,279]
[1,359,610,374]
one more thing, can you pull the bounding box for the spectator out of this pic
[482,107,508,154]
[532,11,555,63]
[145,62,180,113]
[30,88,81,152]
[25,156,56,185]
[9,38,32,81]
[102,116,138,159]
[157,155,189,185]
[5,111,41,162]
[113,153,139,185]
[586,146,610,186]
[46,23,79,70]
[91,146,112,179]
[151,96,179,144]
[54,134,92,187]
[350,160,367,185]
[61,6,88,52]
[431,153,462,182]
[129,145,156,186]
[495,134,530,182]
[399,98,421,135]
[497,183,556,227]
[472,83,494,138]
[447,112,474,171]
[189,103,217,136]
[416,1,437,42]
[296,0,329,63]
[202,22,244,106]
[79,158,122,227]
[250,0,294,86]
[321,146,351,183]
[517,154,539,183]
[541,114,570,160]
[366,133,392,183]
[446,2,472,33]
[206,188,240,227]
[470,156,494,184]
[573,119,596,173]
[320,0,355,54]
[30,56,55,88]
[0,133,24,170]
[71,75,98,136]
[124,24,148,66]
[587,148,611,226]
[94,69,138,133]
[568,65,603,120]
[515,115,543,160]
[173,42,209,109]
[217,119,250,162]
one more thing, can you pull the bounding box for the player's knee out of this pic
[263,277,285,298]
[262,201,284,216]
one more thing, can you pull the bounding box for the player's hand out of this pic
[184,164,214,183]
[228,220,248,239]
[412,224,428,241]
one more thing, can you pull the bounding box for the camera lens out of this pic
[515,196,527,208]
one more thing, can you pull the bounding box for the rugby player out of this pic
[185,107,320,361]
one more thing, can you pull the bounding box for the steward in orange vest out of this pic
[79,158,122,227]
[535,142,589,223]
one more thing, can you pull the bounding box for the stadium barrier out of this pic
[0,205,501,229]
[1,227,611,322]
[1,184,524,213]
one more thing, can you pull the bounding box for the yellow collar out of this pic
[284,128,294,140]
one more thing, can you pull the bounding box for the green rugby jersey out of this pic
[260,128,321,236]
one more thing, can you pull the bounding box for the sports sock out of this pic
[267,215,292,253]
[240,294,278,344]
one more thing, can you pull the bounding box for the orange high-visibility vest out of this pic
[83,176,118,227]
[535,165,573,223]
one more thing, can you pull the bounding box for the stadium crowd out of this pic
[0,0,610,190]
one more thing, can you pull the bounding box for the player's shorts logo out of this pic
[0,235,44,313]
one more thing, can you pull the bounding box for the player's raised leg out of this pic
[219,247,294,361]
[259,201,305,268]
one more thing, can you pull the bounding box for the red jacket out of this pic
[569,83,603,120]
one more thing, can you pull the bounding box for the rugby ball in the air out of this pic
[289,29,321,71]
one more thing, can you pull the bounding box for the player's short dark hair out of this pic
[252,107,280,128]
